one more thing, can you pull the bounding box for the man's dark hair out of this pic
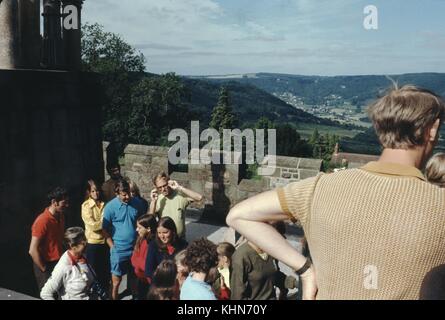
[47,186,68,204]
[106,162,121,174]
[114,179,130,194]
[147,260,178,300]
[185,238,218,274]
[420,264,445,300]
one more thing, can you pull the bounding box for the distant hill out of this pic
[340,126,445,155]
[181,77,354,129]
[191,72,445,106]
[190,72,445,154]
[339,127,381,155]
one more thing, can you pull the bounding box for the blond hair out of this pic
[425,153,445,188]
[367,85,445,149]
[217,242,235,260]
[127,179,141,197]
[152,172,169,186]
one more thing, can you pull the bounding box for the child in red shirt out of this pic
[131,214,158,300]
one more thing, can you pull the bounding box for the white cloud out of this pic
[83,0,235,45]
[82,0,289,73]
[237,21,285,42]
[81,0,445,75]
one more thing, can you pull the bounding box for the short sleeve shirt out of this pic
[156,191,191,238]
[31,208,65,262]
[276,174,323,228]
[102,197,143,256]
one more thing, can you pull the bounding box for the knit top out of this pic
[230,242,277,300]
[277,162,445,300]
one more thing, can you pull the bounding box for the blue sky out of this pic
[82,0,445,76]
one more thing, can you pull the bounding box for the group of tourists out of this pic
[28,85,445,300]
[28,165,299,300]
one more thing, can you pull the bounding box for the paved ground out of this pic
[0,288,37,300]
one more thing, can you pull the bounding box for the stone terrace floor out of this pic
[0,288,37,300]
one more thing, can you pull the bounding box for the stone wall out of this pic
[121,144,323,223]
[261,155,323,188]
[0,69,104,296]
[122,144,170,200]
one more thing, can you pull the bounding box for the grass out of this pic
[294,123,364,139]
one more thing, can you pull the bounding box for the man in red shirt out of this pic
[29,187,69,293]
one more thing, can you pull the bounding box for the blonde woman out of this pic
[425,153,445,188]
[81,180,110,293]
[128,179,149,215]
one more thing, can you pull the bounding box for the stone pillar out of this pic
[18,0,41,68]
[62,0,82,71]
[41,0,64,69]
[0,0,20,69]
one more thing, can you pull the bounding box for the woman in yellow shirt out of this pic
[81,179,110,294]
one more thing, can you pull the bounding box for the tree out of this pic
[254,116,275,151]
[243,116,277,179]
[128,73,193,146]
[328,134,339,153]
[254,116,275,131]
[210,87,237,133]
[309,128,320,146]
[81,23,146,157]
[81,23,146,73]
[276,124,311,157]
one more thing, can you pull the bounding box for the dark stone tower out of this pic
[0,0,105,296]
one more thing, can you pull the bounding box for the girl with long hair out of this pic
[130,214,157,300]
[81,179,110,294]
[144,217,188,282]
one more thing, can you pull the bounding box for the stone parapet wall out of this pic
[122,144,169,200]
[260,155,323,189]
[119,144,323,221]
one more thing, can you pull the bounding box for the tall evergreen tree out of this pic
[309,128,320,146]
[255,116,275,131]
[276,124,311,157]
[210,87,237,133]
